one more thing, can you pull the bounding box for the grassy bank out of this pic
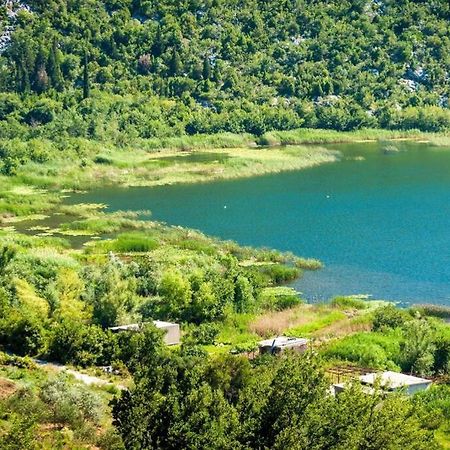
[1,128,449,223]
[257,128,450,146]
[126,127,450,149]
[90,128,450,151]
[19,144,340,191]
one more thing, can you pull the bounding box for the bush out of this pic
[415,385,450,421]
[0,93,23,120]
[258,264,301,284]
[0,315,45,356]
[24,99,60,126]
[178,239,216,255]
[185,323,220,345]
[0,352,37,369]
[47,321,117,366]
[40,374,103,426]
[398,106,450,132]
[0,414,37,450]
[400,319,437,376]
[372,305,409,331]
[259,287,303,311]
[94,154,114,164]
[96,429,125,450]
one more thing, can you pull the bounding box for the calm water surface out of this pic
[76,142,450,306]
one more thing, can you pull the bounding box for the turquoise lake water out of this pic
[78,142,450,306]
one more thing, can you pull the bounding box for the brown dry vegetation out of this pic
[250,305,322,336]
[249,304,373,339]
[0,378,17,399]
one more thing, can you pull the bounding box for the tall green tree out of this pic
[202,56,211,80]
[47,39,63,91]
[83,50,90,99]
[33,47,49,93]
[168,48,182,77]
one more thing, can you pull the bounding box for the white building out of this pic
[258,336,309,355]
[333,371,432,396]
[109,320,181,346]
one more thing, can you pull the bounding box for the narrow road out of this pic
[34,359,127,390]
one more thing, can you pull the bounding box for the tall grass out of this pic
[249,305,345,337]
[257,128,430,146]
[294,257,323,270]
[136,132,256,152]
[331,296,369,310]
[413,304,450,319]
[288,310,346,336]
[112,232,159,253]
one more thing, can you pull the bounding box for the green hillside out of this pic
[0,0,449,143]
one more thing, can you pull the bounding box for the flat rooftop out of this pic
[109,323,140,332]
[258,336,308,348]
[109,320,178,332]
[359,371,431,389]
[153,320,179,328]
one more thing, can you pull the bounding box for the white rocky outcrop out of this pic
[0,1,32,54]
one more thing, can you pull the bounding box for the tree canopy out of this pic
[0,0,448,141]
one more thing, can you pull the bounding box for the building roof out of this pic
[359,371,432,389]
[109,320,178,332]
[332,383,376,396]
[109,323,140,332]
[153,320,179,328]
[258,336,308,349]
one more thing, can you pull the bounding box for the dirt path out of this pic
[35,359,126,390]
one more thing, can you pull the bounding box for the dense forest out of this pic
[0,0,449,146]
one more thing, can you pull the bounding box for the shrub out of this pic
[231,341,259,354]
[0,93,23,120]
[259,287,303,311]
[96,429,125,450]
[400,319,437,376]
[372,305,409,331]
[415,385,450,421]
[258,264,301,284]
[0,315,45,356]
[178,239,216,255]
[433,334,450,374]
[185,323,220,345]
[40,374,103,426]
[24,99,60,126]
[94,154,114,164]
[47,321,117,366]
[0,414,37,450]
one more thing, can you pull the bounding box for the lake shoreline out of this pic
[65,140,450,307]
[2,128,449,223]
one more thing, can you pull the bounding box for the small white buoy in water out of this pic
[326,195,330,199]
[224,205,227,209]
